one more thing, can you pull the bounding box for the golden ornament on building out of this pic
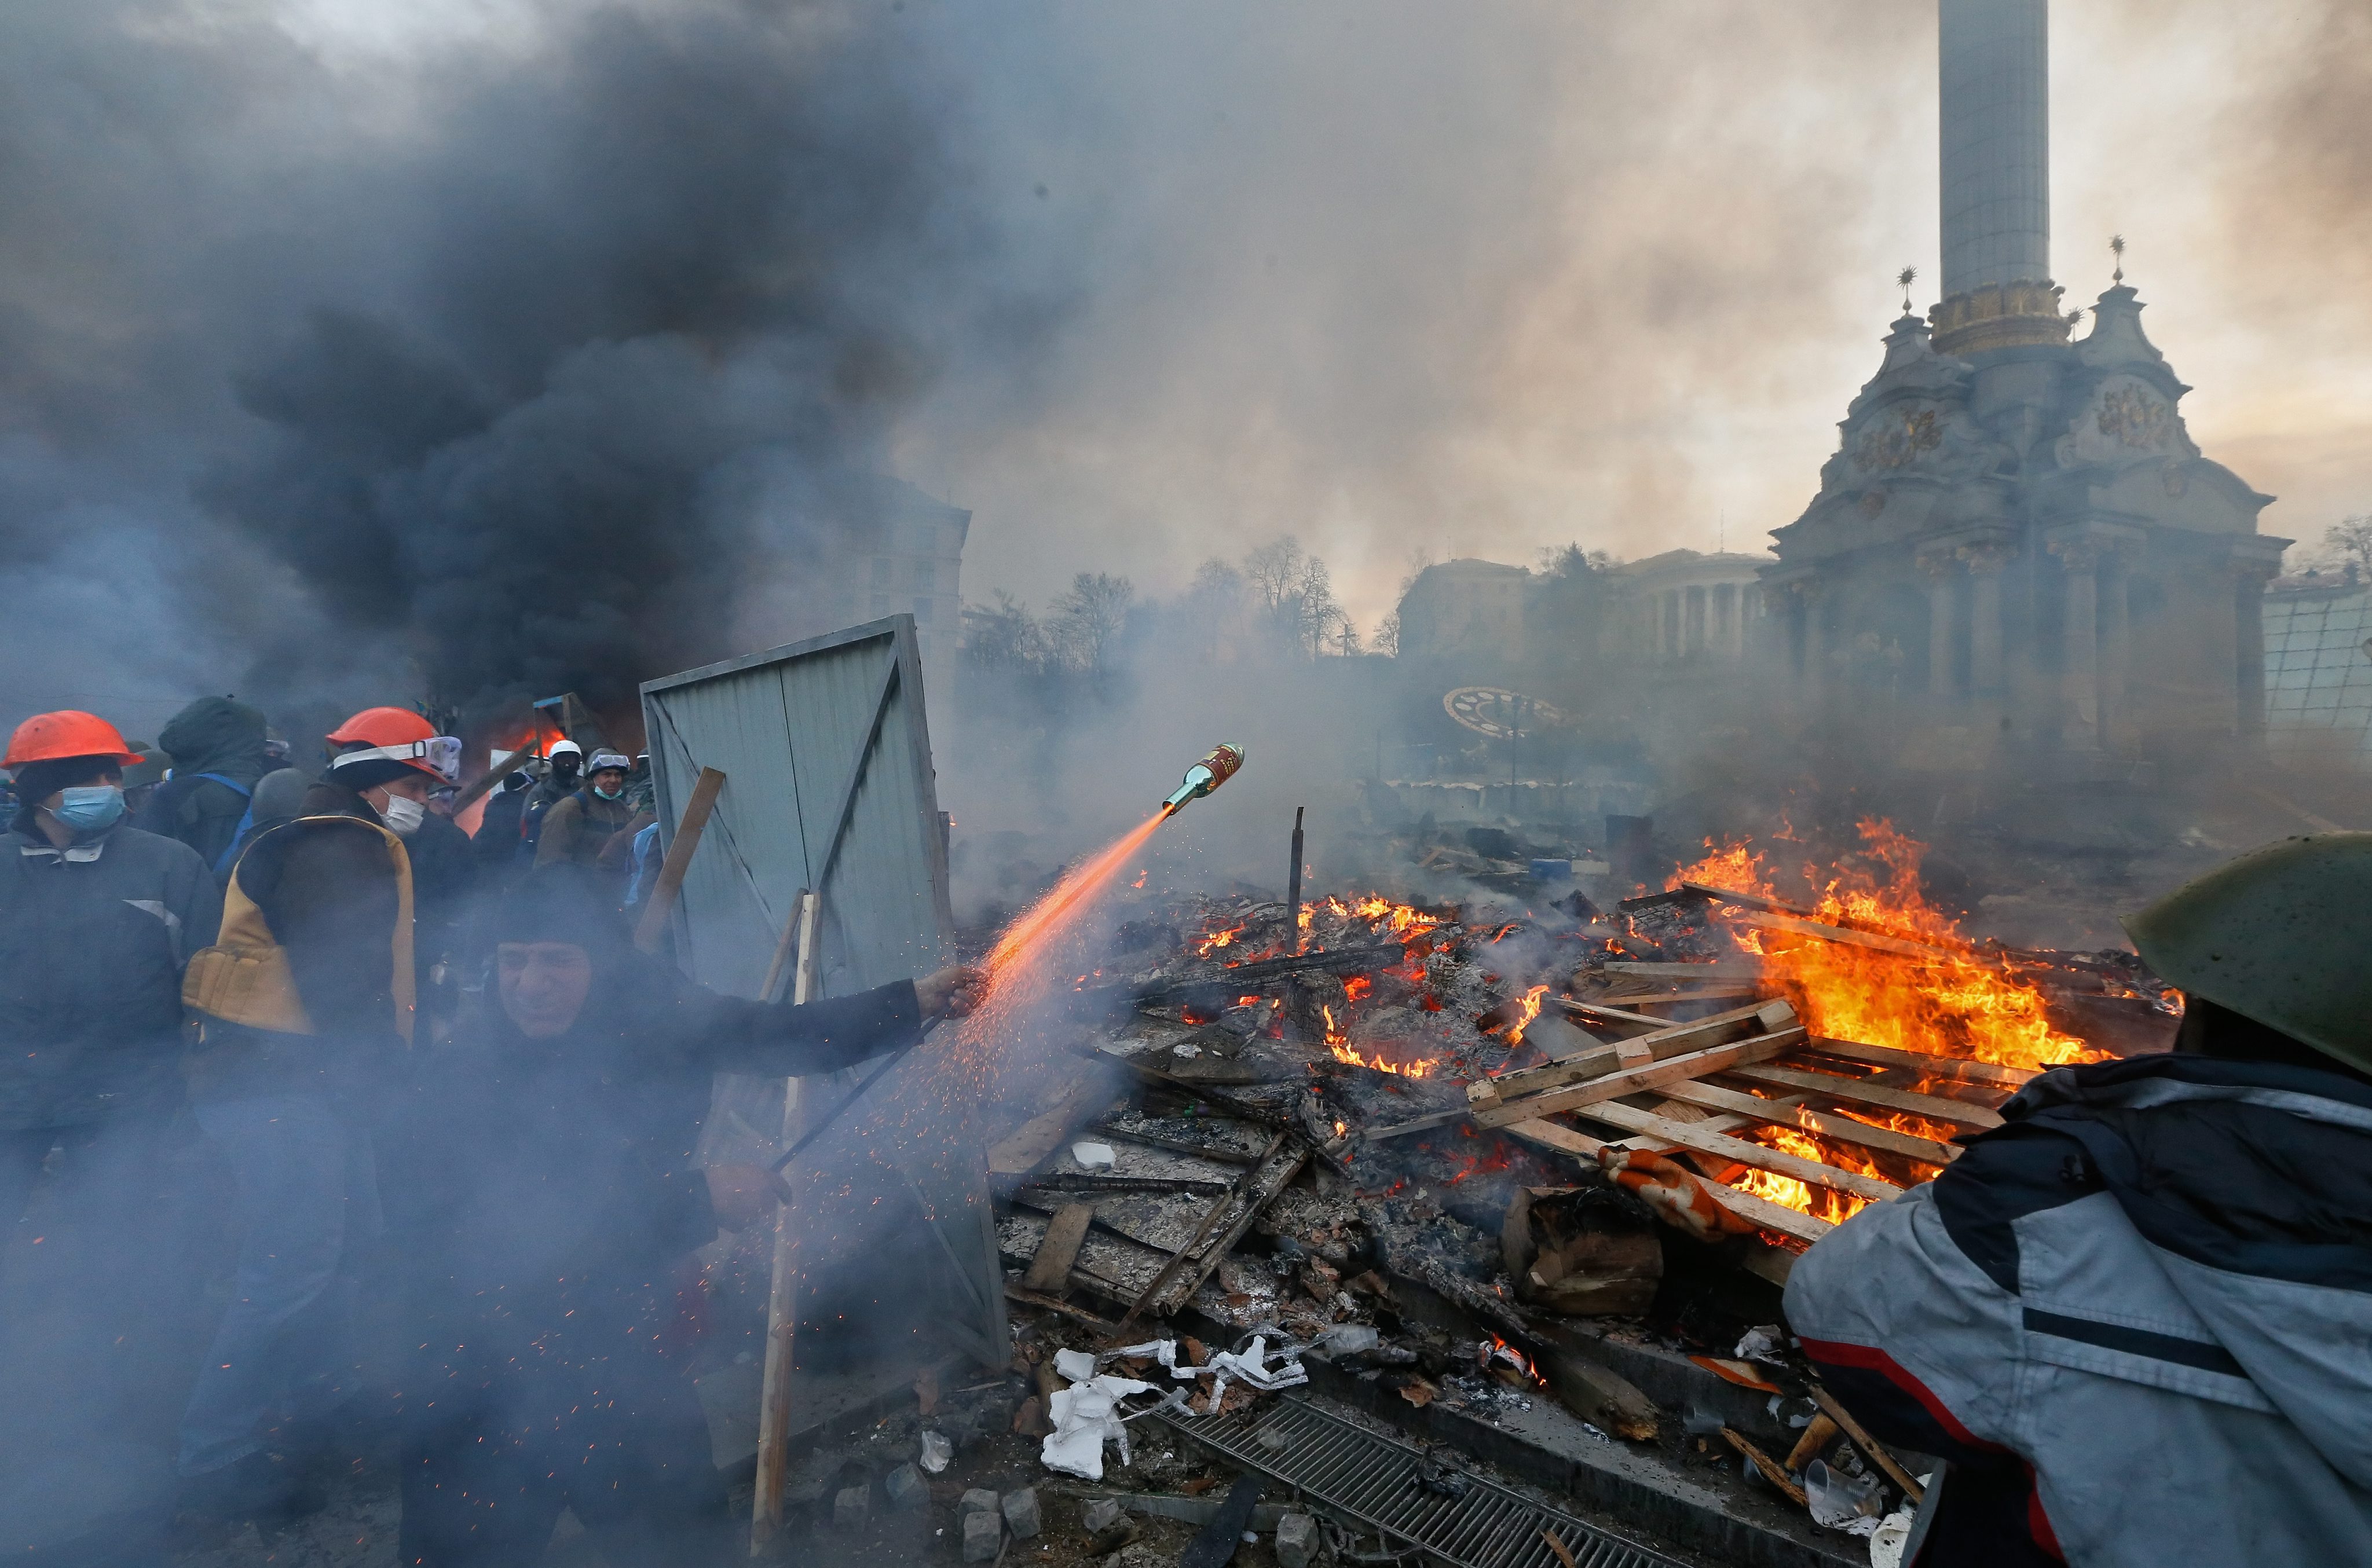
[1927,279,2070,356]
[1854,407,1943,471]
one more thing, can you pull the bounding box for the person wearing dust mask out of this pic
[0,711,221,1442]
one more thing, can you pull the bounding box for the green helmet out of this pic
[2122,833,2372,1075]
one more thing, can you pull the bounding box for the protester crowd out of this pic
[0,699,974,1565]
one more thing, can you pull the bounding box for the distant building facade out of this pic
[1396,559,1531,662]
[1608,551,1769,663]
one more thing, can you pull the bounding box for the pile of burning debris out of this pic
[974,818,2180,1549]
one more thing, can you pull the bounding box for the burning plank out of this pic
[1729,1063,2005,1130]
[1724,907,1959,963]
[1466,1001,1799,1111]
[1804,1036,2037,1090]
[1570,1104,1903,1203]
[1653,1082,1960,1166]
[1494,1119,1837,1244]
[1462,1022,1809,1131]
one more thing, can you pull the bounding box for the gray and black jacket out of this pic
[0,816,221,1129]
[1785,1054,2372,1567]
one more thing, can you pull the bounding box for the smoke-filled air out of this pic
[3,2,2370,1565]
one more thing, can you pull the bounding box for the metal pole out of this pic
[1287,807,1305,955]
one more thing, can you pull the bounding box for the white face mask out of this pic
[378,793,426,837]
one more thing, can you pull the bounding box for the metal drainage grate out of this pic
[1153,1393,1688,1568]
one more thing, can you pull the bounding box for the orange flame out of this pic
[1322,1003,1438,1079]
[1672,819,2104,1074]
[1301,894,1445,937]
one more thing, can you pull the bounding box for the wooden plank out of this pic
[1111,1130,1291,1335]
[1595,984,1766,1008]
[1727,908,1955,963]
[1657,1082,1960,1166]
[1466,1026,1808,1131]
[751,891,819,1554]
[1021,1204,1097,1292]
[1602,959,1764,980]
[1801,1036,2037,1090]
[632,765,727,954]
[1676,882,1807,917]
[1498,1119,1835,1244]
[1557,999,1673,1029]
[1810,1386,1926,1506]
[1573,1103,1903,1203]
[1731,1063,2005,1129]
[988,1080,1128,1178]
[1158,1137,1307,1314]
[1470,1000,1796,1109]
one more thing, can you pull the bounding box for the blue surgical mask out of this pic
[49,786,126,833]
[593,784,623,801]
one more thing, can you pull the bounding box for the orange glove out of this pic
[1598,1147,1758,1242]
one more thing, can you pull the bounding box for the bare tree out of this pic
[1048,571,1135,675]
[1242,537,1305,619]
[2324,515,2372,578]
[960,591,1048,672]
[1371,609,1401,657]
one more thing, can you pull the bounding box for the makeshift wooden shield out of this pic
[640,616,1006,1368]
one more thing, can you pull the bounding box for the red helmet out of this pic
[325,707,459,783]
[5,711,143,770]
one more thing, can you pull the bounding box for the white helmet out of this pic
[547,739,583,760]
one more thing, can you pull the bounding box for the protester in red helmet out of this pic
[173,704,464,1525]
[0,713,221,1443]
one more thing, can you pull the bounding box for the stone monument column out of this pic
[1920,551,1960,699]
[2099,543,2133,753]
[2050,535,2103,750]
[1957,542,2015,697]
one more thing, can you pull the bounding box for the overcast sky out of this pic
[5,0,2366,737]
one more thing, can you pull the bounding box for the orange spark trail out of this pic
[987,808,1172,978]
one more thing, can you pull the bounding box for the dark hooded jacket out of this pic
[137,698,270,873]
[0,812,220,1129]
[381,936,919,1375]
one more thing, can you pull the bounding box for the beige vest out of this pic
[182,815,416,1045]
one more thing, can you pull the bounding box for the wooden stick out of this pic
[1572,1103,1903,1203]
[756,887,811,1004]
[1539,1527,1580,1568]
[1785,1413,1841,1474]
[1003,1283,1117,1334]
[1731,1063,2004,1129]
[1810,1386,1926,1507]
[1723,1427,1809,1506]
[751,891,819,1555]
[452,745,537,812]
[632,766,727,954]
[1656,1081,1959,1166]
